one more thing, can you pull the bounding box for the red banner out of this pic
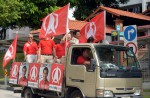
[28,63,41,88]
[9,62,21,84]
[49,63,64,92]
[38,64,51,90]
[18,63,29,86]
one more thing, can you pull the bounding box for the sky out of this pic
[68,8,75,20]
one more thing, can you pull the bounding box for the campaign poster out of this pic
[49,63,65,92]
[9,62,21,84]
[28,63,41,88]
[18,62,29,86]
[38,64,51,90]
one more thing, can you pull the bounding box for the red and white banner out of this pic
[79,11,105,43]
[28,63,41,88]
[18,63,29,86]
[39,4,70,38]
[38,64,51,90]
[9,62,21,84]
[49,63,64,92]
[2,33,18,68]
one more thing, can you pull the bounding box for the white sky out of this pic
[68,8,75,20]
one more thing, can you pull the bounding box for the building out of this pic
[120,0,150,13]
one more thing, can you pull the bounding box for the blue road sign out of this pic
[124,26,136,41]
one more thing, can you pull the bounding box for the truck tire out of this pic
[70,90,83,98]
[24,88,36,98]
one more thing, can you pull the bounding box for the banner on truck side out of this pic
[9,62,21,84]
[38,64,51,90]
[18,62,29,86]
[28,63,41,88]
[49,63,64,92]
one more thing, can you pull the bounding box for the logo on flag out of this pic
[85,22,96,39]
[40,4,70,38]
[42,13,58,36]
[79,11,105,43]
[4,45,14,62]
[30,65,38,80]
[52,67,61,84]
[12,64,18,78]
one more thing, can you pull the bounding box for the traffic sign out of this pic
[124,25,137,42]
[125,42,138,57]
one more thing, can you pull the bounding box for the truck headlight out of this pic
[104,90,114,97]
[96,89,113,97]
[134,90,141,96]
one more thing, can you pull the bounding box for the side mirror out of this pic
[89,59,97,71]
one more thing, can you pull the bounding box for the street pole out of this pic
[4,69,8,86]
[117,30,120,66]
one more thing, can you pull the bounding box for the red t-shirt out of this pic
[23,42,38,55]
[39,80,49,89]
[38,39,55,54]
[55,43,65,58]
[77,56,90,65]
[18,77,28,86]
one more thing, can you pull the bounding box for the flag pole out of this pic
[13,31,18,62]
[65,3,70,56]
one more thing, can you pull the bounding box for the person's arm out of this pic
[84,61,90,66]
[24,51,27,61]
[37,48,41,63]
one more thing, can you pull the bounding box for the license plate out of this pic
[122,97,130,98]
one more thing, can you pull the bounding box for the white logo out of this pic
[30,65,37,80]
[52,67,61,84]
[42,13,58,36]
[85,22,96,39]
[4,45,14,62]
[12,64,18,78]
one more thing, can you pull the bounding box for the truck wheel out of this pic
[70,90,83,98]
[24,88,35,98]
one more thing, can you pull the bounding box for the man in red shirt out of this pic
[77,48,91,66]
[18,66,28,86]
[37,37,56,64]
[39,67,49,89]
[55,39,66,63]
[23,34,38,63]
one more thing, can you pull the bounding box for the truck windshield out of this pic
[95,45,140,70]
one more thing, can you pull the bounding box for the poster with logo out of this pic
[28,63,41,88]
[38,64,51,90]
[49,63,64,92]
[18,62,29,86]
[9,62,21,84]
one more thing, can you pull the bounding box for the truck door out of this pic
[66,46,97,97]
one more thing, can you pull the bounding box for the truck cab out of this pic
[66,43,142,98]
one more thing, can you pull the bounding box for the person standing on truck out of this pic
[39,67,49,89]
[23,34,38,63]
[55,39,66,63]
[37,37,56,64]
[77,48,91,66]
[70,30,80,44]
[87,36,94,43]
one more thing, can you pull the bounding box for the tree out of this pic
[57,0,129,20]
[0,0,22,39]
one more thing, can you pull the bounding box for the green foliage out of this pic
[0,0,22,28]
[57,0,129,20]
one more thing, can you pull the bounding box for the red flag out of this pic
[39,4,70,38]
[79,11,105,43]
[2,33,18,68]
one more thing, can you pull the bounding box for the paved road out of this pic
[0,89,20,98]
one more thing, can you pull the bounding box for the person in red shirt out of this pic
[23,34,38,63]
[19,66,28,86]
[37,37,56,64]
[39,67,49,89]
[77,48,91,67]
[55,39,66,63]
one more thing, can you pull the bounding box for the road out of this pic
[0,89,20,98]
